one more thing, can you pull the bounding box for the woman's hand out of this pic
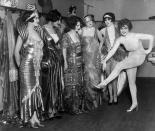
[145,49,151,55]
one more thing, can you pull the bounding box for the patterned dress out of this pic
[19,37,44,123]
[62,33,83,114]
[81,29,102,111]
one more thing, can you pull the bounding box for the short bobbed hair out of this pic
[66,16,81,30]
[117,18,133,31]
[84,14,95,22]
[46,9,61,22]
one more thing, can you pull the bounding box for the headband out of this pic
[104,15,112,18]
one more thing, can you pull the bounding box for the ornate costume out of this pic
[17,20,44,123]
[41,26,64,118]
[81,29,102,111]
[62,33,83,114]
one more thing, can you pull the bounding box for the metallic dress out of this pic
[41,27,64,119]
[62,33,83,114]
[19,37,44,123]
[81,30,102,111]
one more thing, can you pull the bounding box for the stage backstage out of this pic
[96,18,154,112]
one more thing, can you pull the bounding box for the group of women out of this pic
[5,6,155,128]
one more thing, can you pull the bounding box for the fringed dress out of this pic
[19,37,44,123]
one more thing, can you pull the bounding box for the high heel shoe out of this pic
[113,99,118,105]
[126,105,138,112]
[30,122,38,128]
[108,99,113,105]
[36,122,44,127]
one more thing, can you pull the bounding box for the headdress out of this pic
[26,4,38,22]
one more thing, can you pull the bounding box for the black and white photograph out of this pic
[0,0,155,131]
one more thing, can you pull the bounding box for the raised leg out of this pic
[96,54,145,89]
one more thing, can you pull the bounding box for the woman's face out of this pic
[75,21,81,32]
[53,19,61,28]
[85,16,93,28]
[104,17,113,27]
[120,25,129,36]
[32,12,39,26]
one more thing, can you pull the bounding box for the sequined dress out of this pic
[62,33,83,114]
[19,37,44,123]
[81,30,102,111]
[41,27,64,118]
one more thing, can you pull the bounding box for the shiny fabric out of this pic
[0,19,9,113]
[62,33,83,114]
[19,37,44,123]
[41,27,64,118]
[81,32,102,111]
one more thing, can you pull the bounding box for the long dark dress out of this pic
[81,29,102,111]
[62,33,83,114]
[41,27,64,119]
[19,37,44,123]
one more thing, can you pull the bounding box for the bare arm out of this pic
[104,38,121,62]
[14,35,23,67]
[137,33,154,54]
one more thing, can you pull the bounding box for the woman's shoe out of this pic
[30,122,38,128]
[37,122,44,127]
[114,101,118,105]
[108,102,113,105]
[126,105,138,112]
[113,99,118,105]
[108,99,113,105]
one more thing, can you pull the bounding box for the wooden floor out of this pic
[0,77,155,131]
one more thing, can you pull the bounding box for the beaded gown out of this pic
[62,33,83,114]
[19,36,44,123]
[81,29,102,111]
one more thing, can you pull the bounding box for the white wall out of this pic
[52,0,84,17]
[84,0,155,21]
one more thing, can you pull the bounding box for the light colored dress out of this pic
[19,36,44,123]
[81,28,102,111]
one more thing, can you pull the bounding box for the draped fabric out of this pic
[62,33,83,114]
[0,18,9,113]
[81,29,102,111]
[41,27,64,118]
[4,11,19,118]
